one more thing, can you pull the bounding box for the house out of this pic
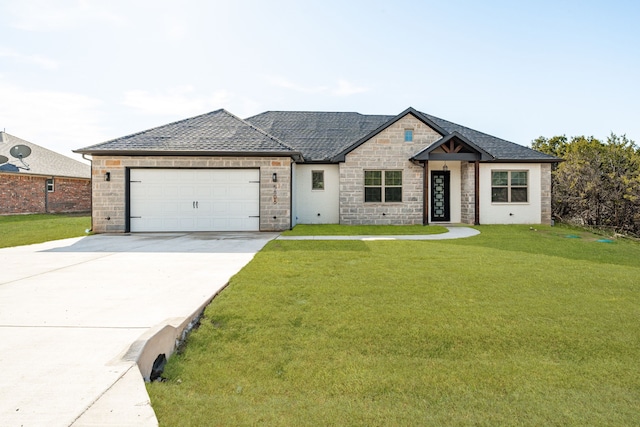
[74,107,559,233]
[1,131,91,215]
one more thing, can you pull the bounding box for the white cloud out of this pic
[122,86,232,116]
[269,76,370,96]
[7,0,124,31]
[0,47,59,70]
[332,79,369,96]
[0,79,107,157]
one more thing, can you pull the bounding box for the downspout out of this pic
[82,154,93,232]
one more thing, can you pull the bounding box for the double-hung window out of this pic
[46,178,54,193]
[364,170,402,203]
[491,171,528,203]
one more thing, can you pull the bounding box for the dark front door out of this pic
[431,171,450,222]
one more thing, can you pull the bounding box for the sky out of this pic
[1,0,639,161]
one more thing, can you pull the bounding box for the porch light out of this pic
[443,162,449,172]
[105,172,111,181]
[272,172,277,182]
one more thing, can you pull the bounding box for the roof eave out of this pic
[74,149,302,161]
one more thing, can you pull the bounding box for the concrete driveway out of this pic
[0,232,277,427]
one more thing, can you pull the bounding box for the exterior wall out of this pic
[460,162,476,224]
[46,177,91,213]
[479,163,543,224]
[426,161,462,223]
[91,155,292,233]
[0,173,90,215]
[540,163,552,224]
[339,114,441,225]
[294,164,339,224]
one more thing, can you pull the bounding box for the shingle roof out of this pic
[416,111,558,162]
[246,111,393,161]
[75,107,559,163]
[0,132,90,178]
[75,109,298,156]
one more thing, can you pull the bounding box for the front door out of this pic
[431,170,450,222]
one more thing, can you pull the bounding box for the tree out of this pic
[535,134,640,235]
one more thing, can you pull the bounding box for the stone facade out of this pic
[339,115,441,225]
[91,155,292,233]
[0,173,90,215]
[460,162,476,225]
[540,162,552,224]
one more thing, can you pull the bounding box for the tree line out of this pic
[532,134,640,236]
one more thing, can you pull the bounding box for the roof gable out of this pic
[0,132,90,178]
[76,109,299,158]
[331,107,447,162]
[412,131,494,161]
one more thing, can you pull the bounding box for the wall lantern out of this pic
[442,162,449,172]
[272,172,277,182]
[105,171,111,181]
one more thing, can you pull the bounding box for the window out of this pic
[364,170,402,203]
[404,129,413,142]
[311,170,324,190]
[491,171,528,203]
[46,178,54,192]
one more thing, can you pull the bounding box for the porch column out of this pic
[474,160,480,225]
[423,161,429,225]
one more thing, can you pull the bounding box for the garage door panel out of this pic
[130,169,260,232]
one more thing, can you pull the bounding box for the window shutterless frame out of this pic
[491,170,528,203]
[364,170,402,203]
[311,170,324,190]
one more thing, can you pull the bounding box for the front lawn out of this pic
[0,214,91,248]
[148,225,640,426]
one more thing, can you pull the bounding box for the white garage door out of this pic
[129,169,260,232]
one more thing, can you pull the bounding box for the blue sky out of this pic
[1,0,639,159]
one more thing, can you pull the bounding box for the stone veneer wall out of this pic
[91,156,292,233]
[339,115,441,225]
[541,163,552,225]
[460,162,476,225]
[0,173,90,214]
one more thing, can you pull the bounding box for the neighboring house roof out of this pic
[75,107,560,163]
[0,132,90,178]
[75,109,300,158]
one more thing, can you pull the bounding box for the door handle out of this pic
[193,201,195,209]
[196,201,199,209]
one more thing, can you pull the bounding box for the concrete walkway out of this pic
[0,232,278,427]
[277,226,480,240]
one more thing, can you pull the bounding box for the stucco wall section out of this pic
[91,156,291,233]
[339,114,441,225]
[294,164,340,224]
[0,173,90,215]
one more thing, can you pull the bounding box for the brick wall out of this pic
[339,114,441,225]
[0,173,90,214]
[91,156,292,233]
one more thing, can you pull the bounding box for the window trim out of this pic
[46,178,55,193]
[364,170,403,203]
[311,170,324,191]
[491,170,528,204]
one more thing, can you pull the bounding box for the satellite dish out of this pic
[10,144,32,159]
[0,155,8,164]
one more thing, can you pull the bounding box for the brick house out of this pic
[1,132,91,215]
[75,108,559,233]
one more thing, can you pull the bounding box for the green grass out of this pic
[282,224,448,235]
[148,225,640,426]
[0,214,91,248]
